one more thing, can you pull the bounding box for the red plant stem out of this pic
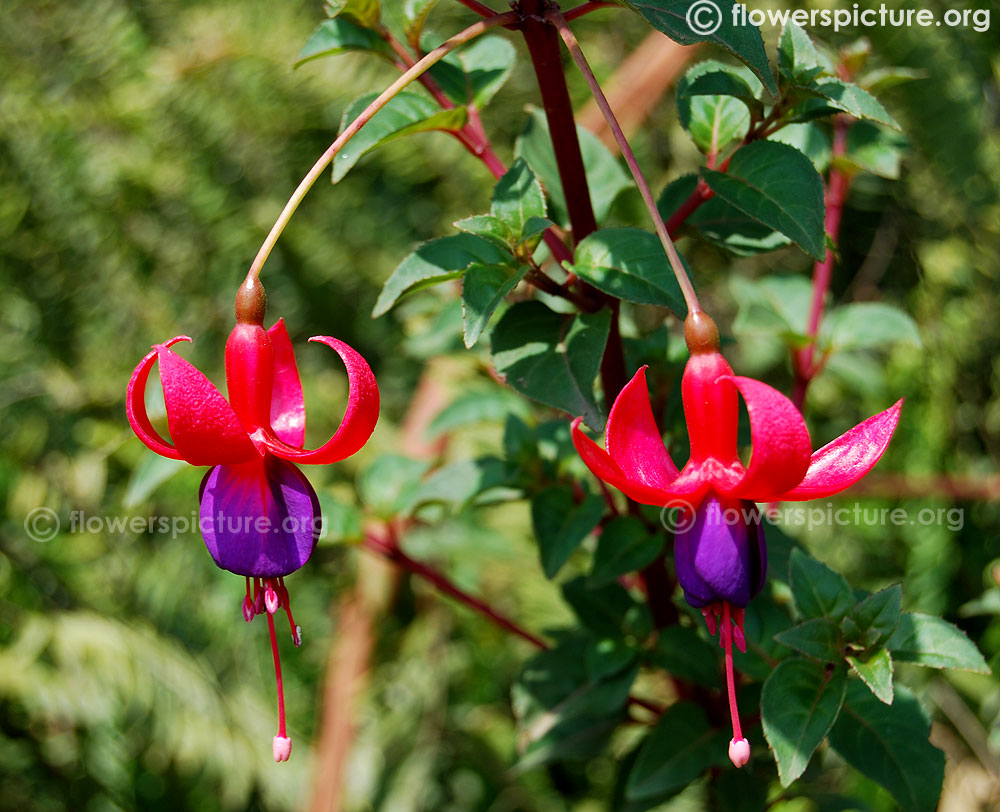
[564,1,617,22]
[520,1,599,244]
[363,531,550,649]
[549,8,702,316]
[266,610,287,737]
[454,0,498,17]
[793,114,851,410]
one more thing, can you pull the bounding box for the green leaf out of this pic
[512,633,636,770]
[842,585,901,651]
[515,108,632,227]
[819,302,921,354]
[296,18,393,66]
[731,274,813,342]
[625,702,729,801]
[427,387,529,438]
[570,228,687,314]
[357,454,431,517]
[531,486,605,578]
[778,22,827,84]
[562,578,653,640]
[585,638,639,682]
[453,214,513,249]
[847,647,894,704]
[683,66,763,118]
[622,1,776,96]
[123,452,186,508]
[403,0,438,48]
[770,122,832,173]
[333,91,468,182]
[659,175,789,256]
[789,548,855,621]
[840,121,905,179]
[811,78,900,130]
[886,612,990,673]
[645,626,721,687]
[373,233,511,317]
[761,659,847,786]
[461,262,527,348]
[317,492,364,544]
[326,0,380,28]
[774,618,845,663]
[407,457,508,512]
[429,36,516,108]
[491,302,611,430]
[590,517,663,586]
[677,62,752,153]
[828,683,944,812]
[520,215,554,248]
[701,140,826,260]
[491,158,546,241]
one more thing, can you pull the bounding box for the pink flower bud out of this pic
[729,737,751,768]
[265,584,279,614]
[273,735,292,763]
[242,594,255,623]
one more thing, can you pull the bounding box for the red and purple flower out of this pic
[571,313,901,767]
[126,281,379,761]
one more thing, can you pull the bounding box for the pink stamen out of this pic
[265,607,290,761]
[264,580,279,614]
[242,577,255,622]
[702,605,718,636]
[278,577,301,647]
[253,578,265,615]
[722,602,749,767]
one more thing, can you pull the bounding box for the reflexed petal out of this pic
[680,496,754,607]
[200,456,320,577]
[605,367,681,491]
[126,337,187,460]
[723,376,812,501]
[157,341,258,465]
[268,319,306,448]
[571,418,690,507]
[265,336,378,465]
[768,400,903,501]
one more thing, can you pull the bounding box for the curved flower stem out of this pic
[564,1,618,22]
[454,0,498,17]
[547,8,702,316]
[244,11,518,286]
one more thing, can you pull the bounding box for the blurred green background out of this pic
[1,0,998,809]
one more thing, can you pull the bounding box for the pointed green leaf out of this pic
[789,548,855,620]
[403,0,438,48]
[811,78,900,130]
[761,659,847,786]
[677,62,752,153]
[373,233,511,317]
[326,0,381,28]
[515,108,632,227]
[296,18,393,66]
[848,647,894,704]
[645,626,721,687]
[570,228,687,314]
[453,214,513,249]
[406,456,508,513]
[843,585,901,651]
[622,1,776,96]
[520,215,554,247]
[562,578,652,640]
[839,122,906,179]
[585,638,639,682]
[461,262,526,348]
[491,302,611,430]
[683,67,764,118]
[886,612,990,673]
[427,387,529,438]
[491,158,546,240]
[819,302,921,353]
[357,454,431,517]
[774,618,845,662]
[428,36,516,108]
[333,91,467,182]
[590,516,664,586]
[625,702,730,801]
[531,486,604,578]
[829,683,944,812]
[778,22,827,84]
[701,141,826,260]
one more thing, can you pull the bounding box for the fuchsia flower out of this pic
[571,314,901,768]
[126,281,379,761]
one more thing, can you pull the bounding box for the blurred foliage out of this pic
[1,0,999,810]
